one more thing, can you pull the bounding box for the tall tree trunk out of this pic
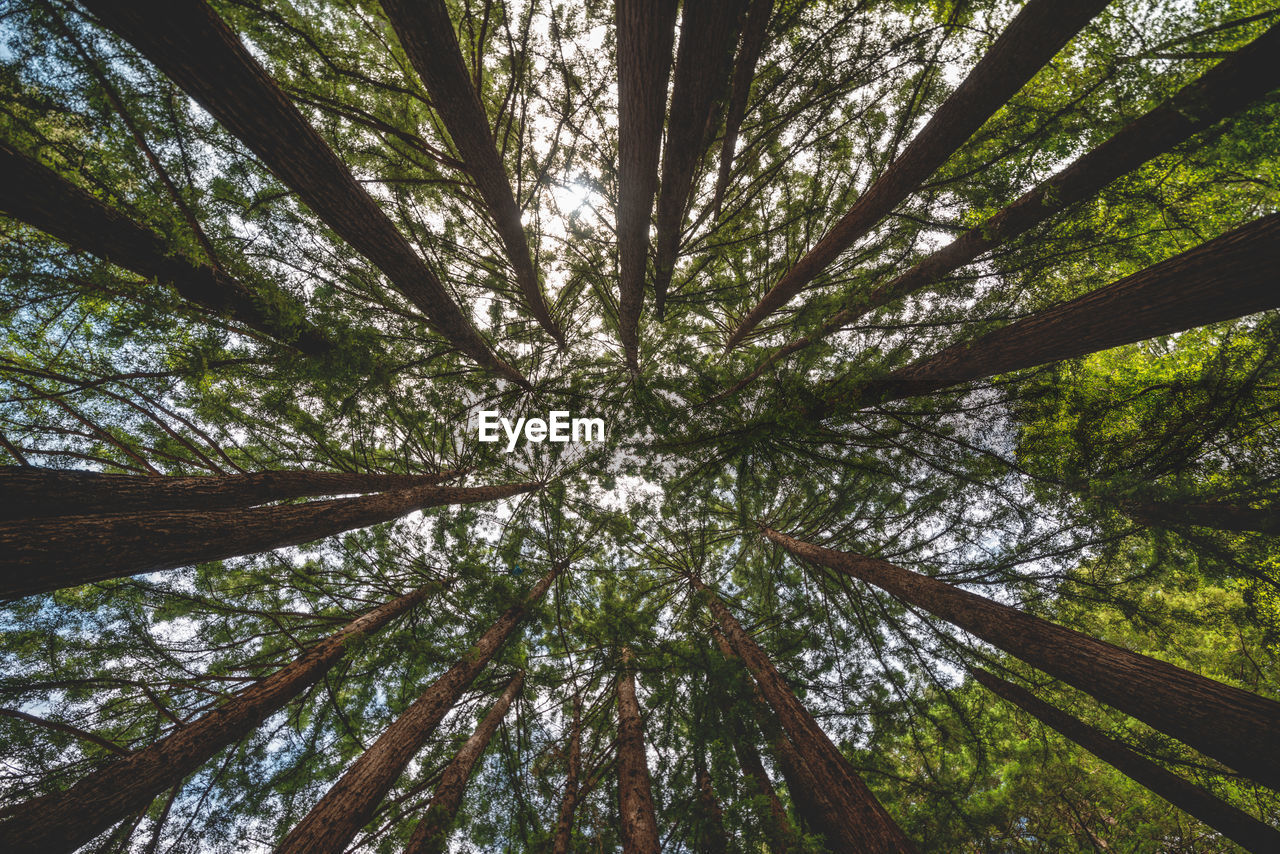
[275,566,559,854]
[0,481,537,599]
[692,576,916,853]
[971,668,1280,853]
[652,0,746,318]
[0,466,465,521]
[764,528,1280,790]
[0,142,333,356]
[694,752,730,854]
[551,697,583,854]
[723,715,800,854]
[725,0,1112,349]
[1124,499,1280,536]
[711,0,775,220]
[726,21,1280,397]
[378,0,564,348]
[617,646,661,854]
[403,670,525,854]
[80,0,526,386]
[614,0,679,371]
[0,584,435,854]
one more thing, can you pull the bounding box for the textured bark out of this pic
[711,0,775,219]
[617,646,661,854]
[1124,499,1280,536]
[80,0,526,385]
[730,22,1280,395]
[0,481,537,599]
[0,466,465,521]
[550,698,583,854]
[694,753,730,854]
[403,671,524,854]
[0,585,434,854]
[379,0,564,348]
[694,577,915,853]
[726,0,1111,349]
[615,0,679,370]
[275,567,559,854]
[972,668,1280,853]
[0,142,333,356]
[724,716,800,854]
[765,528,1280,790]
[652,0,746,317]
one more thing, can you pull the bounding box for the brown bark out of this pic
[1124,499,1280,536]
[615,0,679,370]
[617,646,661,854]
[550,698,583,854]
[693,576,915,853]
[971,668,1280,853]
[694,753,729,854]
[379,0,564,348]
[711,0,775,220]
[652,0,746,318]
[726,0,1111,349]
[0,466,465,521]
[764,528,1280,790]
[0,142,333,356]
[724,717,800,853]
[274,566,558,854]
[0,584,434,854]
[80,0,526,386]
[403,671,524,854]
[0,481,538,599]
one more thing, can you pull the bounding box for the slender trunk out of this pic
[614,0,679,370]
[403,671,525,854]
[764,528,1280,789]
[694,753,730,854]
[712,0,775,219]
[551,698,583,854]
[0,584,435,854]
[692,576,915,853]
[724,717,800,854]
[80,0,525,385]
[0,466,465,521]
[727,21,1280,397]
[726,0,1111,349]
[971,668,1280,853]
[0,142,333,356]
[0,481,538,599]
[1124,500,1280,536]
[617,646,660,854]
[274,567,558,854]
[652,0,746,317]
[379,0,564,348]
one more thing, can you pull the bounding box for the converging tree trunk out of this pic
[971,668,1280,853]
[80,0,526,385]
[694,751,730,854]
[551,698,583,854]
[764,528,1280,790]
[274,567,559,854]
[723,714,800,853]
[403,671,525,854]
[0,584,436,854]
[0,466,465,520]
[1123,499,1280,536]
[712,0,775,219]
[0,142,334,356]
[614,0,679,370]
[617,646,661,854]
[378,0,564,348]
[726,0,1112,348]
[0,481,538,599]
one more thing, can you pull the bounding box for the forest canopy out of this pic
[0,0,1278,851]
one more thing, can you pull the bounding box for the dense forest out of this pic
[1,0,1278,851]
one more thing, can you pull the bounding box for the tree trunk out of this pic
[0,466,465,521]
[652,0,746,317]
[723,716,800,854]
[80,0,526,386]
[378,0,564,348]
[614,0,679,371]
[692,576,916,853]
[694,752,730,854]
[725,0,1112,349]
[0,584,435,854]
[551,698,583,854]
[764,527,1280,790]
[0,142,333,356]
[274,566,558,854]
[971,667,1280,853]
[403,671,525,854]
[617,646,661,854]
[1124,499,1280,536]
[0,481,537,599]
[712,0,775,220]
